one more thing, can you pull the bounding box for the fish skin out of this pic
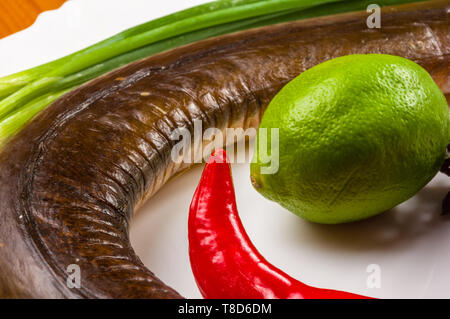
[0,1,449,298]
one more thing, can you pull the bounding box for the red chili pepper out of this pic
[188,149,373,299]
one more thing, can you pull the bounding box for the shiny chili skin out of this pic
[189,149,372,299]
[0,1,448,298]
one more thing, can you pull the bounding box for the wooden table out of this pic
[0,0,66,38]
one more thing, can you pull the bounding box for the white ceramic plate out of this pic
[1,0,450,299]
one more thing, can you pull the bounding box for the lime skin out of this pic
[251,54,449,224]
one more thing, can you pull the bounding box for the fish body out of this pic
[0,1,449,298]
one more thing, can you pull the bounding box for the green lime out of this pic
[251,54,449,224]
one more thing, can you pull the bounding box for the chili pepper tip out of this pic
[208,148,229,164]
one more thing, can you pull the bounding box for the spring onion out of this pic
[0,0,423,145]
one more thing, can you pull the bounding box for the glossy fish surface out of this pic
[0,1,449,298]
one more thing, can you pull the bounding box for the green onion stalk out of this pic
[0,0,423,145]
